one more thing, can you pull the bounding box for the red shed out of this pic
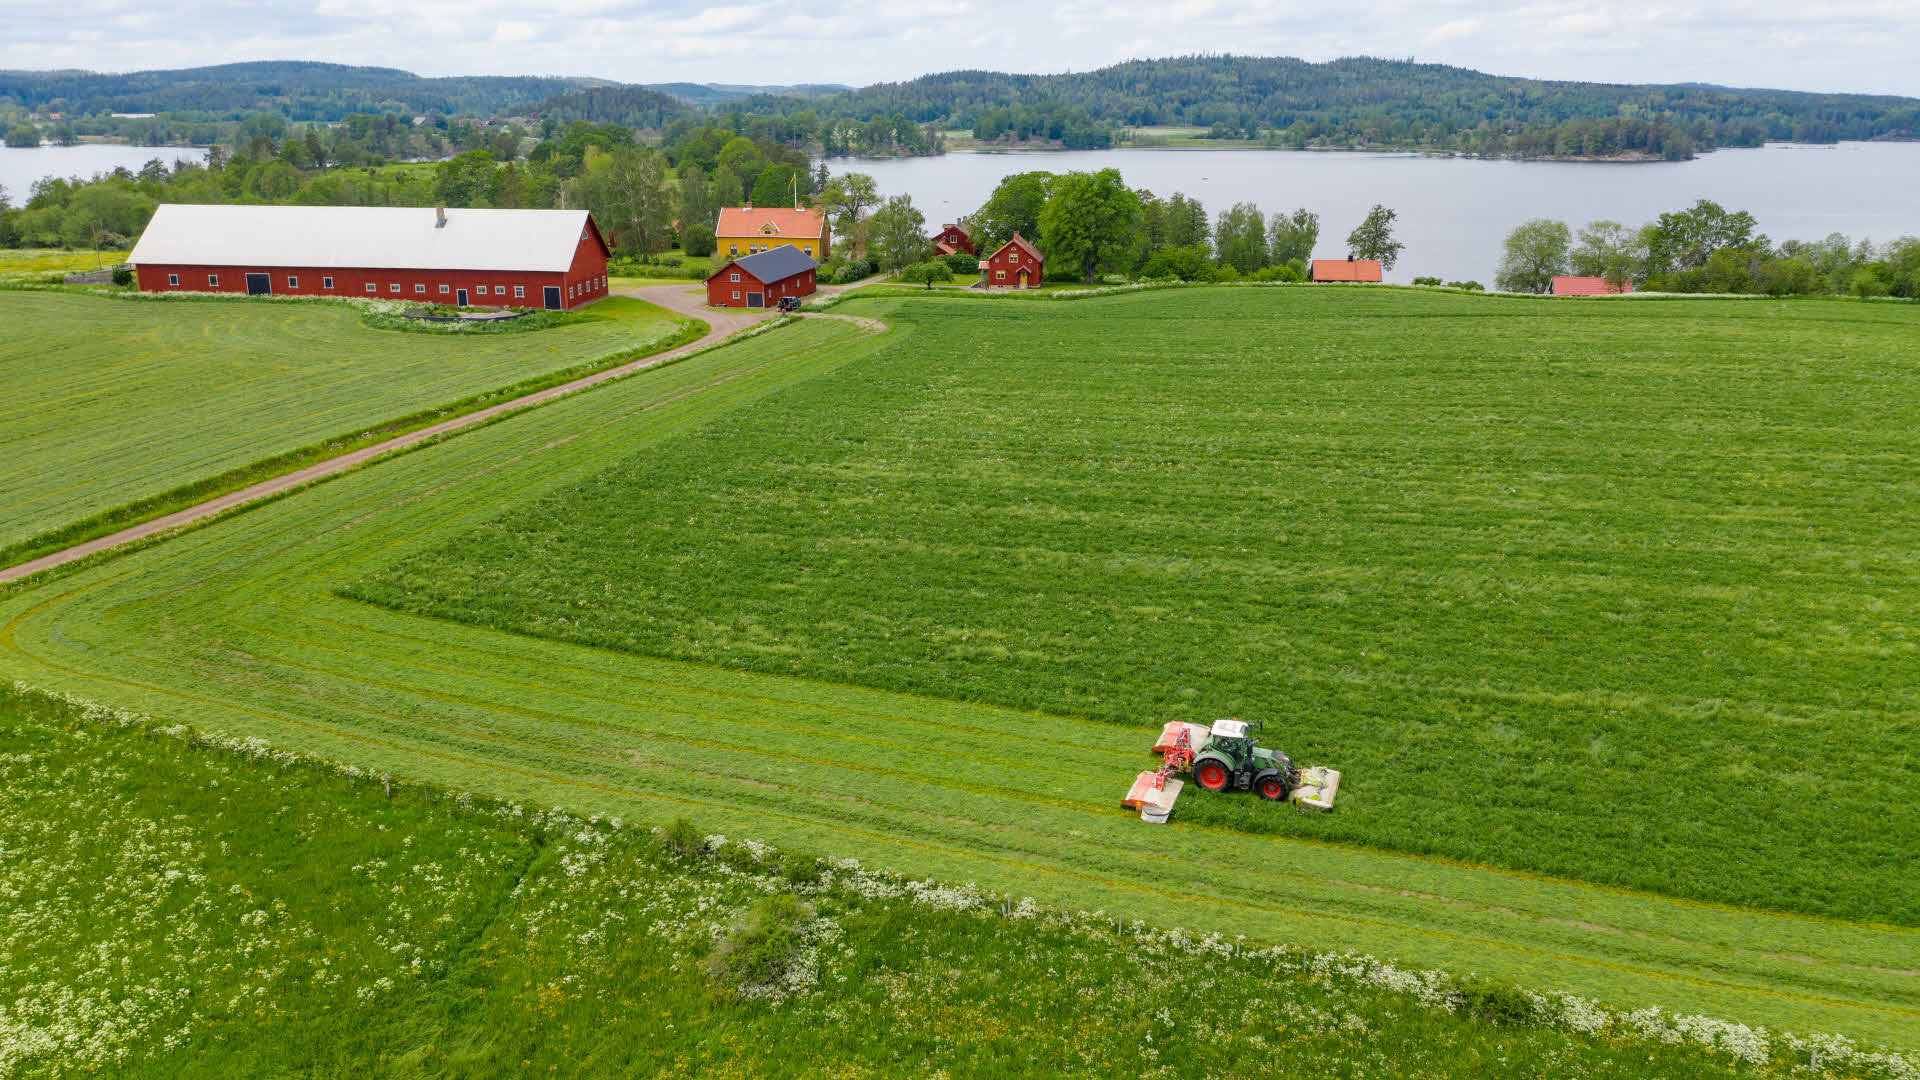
[705,246,818,308]
[1550,275,1634,295]
[128,204,611,309]
[1310,258,1383,283]
[979,232,1043,289]
[930,221,974,255]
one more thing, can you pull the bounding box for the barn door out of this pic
[746,292,764,308]
[544,286,562,310]
[456,289,468,306]
[245,273,271,295]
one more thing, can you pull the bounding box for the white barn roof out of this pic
[129,204,599,273]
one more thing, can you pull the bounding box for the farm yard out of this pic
[3,286,1918,1069]
[0,290,692,562]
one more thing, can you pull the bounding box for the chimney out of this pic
[435,205,447,228]
[743,201,752,211]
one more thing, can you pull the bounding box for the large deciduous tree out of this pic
[581,145,674,254]
[970,171,1053,251]
[1569,220,1643,289]
[1645,199,1763,275]
[1037,168,1141,284]
[869,194,929,270]
[1212,201,1268,274]
[1495,218,1572,293]
[1345,204,1403,270]
[1268,208,1320,267]
[818,172,879,233]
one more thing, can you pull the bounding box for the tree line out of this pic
[1496,200,1920,298]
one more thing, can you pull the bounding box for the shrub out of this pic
[899,260,955,289]
[661,816,705,857]
[110,264,133,286]
[1139,244,1211,281]
[778,851,823,886]
[1413,275,1442,286]
[682,223,717,258]
[1455,978,1539,1027]
[1446,279,1486,291]
[941,252,979,274]
[705,893,813,1000]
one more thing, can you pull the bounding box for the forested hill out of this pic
[0,62,606,121]
[770,55,1920,153]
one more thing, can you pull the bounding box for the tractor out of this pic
[1190,718,1299,800]
[1124,718,1340,821]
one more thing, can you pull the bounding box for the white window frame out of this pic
[322,276,334,289]
[996,269,1006,280]
[167,273,179,286]
[365,283,376,293]
[389,283,401,293]
[514,285,524,298]
[731,290,740,300]
[208,274,219,287]
[415,284,426,294]
[439,284,450,295]
[287,275,299,288]
[729,244,738,255]
[730,272,740,281]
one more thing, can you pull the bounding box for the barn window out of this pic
[415,284,426,294]
[731,290,740,300]
[208,274,219,287]
[730,273,740,282]
[729,244,738,255]
[514,286,524,298]
[287,276,298,288]
[167,274,179,286]
[389,283,400,293]
[439,284,450,294]
[322,277,334,289]
[996,270,1006,280]
[365,283,376,293]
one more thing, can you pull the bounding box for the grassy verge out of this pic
[6,684,1911,1079]
[0,316,706,571]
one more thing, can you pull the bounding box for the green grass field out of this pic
[3,293,1916,1049]
[353,288,1920,927]
[11,690,1863,1080]
[0,291,689,558]
[0,248,130,276]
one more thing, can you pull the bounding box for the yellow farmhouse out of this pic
[714,205,831,261]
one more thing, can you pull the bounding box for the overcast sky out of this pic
[7,0,1918,98]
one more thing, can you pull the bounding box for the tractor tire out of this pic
[1194,761,1230,792]
[1256,774,1289,801]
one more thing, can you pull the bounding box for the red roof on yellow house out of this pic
[1310,259,1383,283]
[715,206,827,240]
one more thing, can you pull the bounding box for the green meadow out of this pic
[2,289,1916,1052]
[356,288,1920,926]
[0,290,690,559]
[7,690,1863,1079]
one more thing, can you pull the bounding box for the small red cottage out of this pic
[1549,275,1634,296]
[930,221,974,256]
[705,246,818,308]
[1309,258,1383,283]
[979,233,1043,289]
[128,204,611,309]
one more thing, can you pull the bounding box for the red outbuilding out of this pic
[930,221,974,255]
[704,246,818,308]
[979,232,1043,288]
[1310,258,1384,283]
[1550,275,1634,295]
[128,204,611,309]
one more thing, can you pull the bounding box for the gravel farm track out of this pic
[2,287,1916,1050]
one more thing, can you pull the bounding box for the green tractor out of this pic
[1189,718,1299,801]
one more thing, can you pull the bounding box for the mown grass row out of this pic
[17,691,1898,1080]
[2,302,1914,1046]
[0,291,692,556]
[351,287,1920,928]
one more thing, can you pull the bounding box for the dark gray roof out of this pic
[729,245,818,283]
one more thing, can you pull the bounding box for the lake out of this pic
[841,142,1920,284]
[0,143,208,203]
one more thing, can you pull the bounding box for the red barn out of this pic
[128,204,611,310]
[979,233,1043,289]
[1310,258,1383,283]
[1550,275,1634,295]
[704,246,818,308]
[930,221,974,255]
